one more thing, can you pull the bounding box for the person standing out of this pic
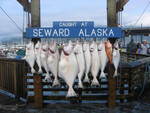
[140,40,149,54]
[136,43,142,54]
[127,39,137,54]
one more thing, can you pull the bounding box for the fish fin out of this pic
[66,87,77,97]
[78,81,83,88]
[44,74,51,82]
[31,68,35,73]
[38,68,42,73]
[83,74,90,83]
[100,72,106,79]
[91,78,100,86]
[52,78,60,87]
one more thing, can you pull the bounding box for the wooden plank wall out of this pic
[0,58,27,99]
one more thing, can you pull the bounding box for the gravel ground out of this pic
[1,94,150,113]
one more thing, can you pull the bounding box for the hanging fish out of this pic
[24,41,36,73]
[41,43,51,82]
[47,40,60,86]
[59,41,79,97]
[83,41,91,83]
[105,40,113,64]
[98,41,108,79]
[34,41,42,73]
[112,41,120,77]
[90,41,100,86]
[74,40,85,88]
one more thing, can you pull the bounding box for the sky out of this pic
[0,0,150,40]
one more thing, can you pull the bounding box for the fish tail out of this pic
[66,87,77,97]
[83,73,90,83]
[52,78,60,87]
[78,80,83,88]
[113,70,118,77]
[91,77,100,86]
[38,67,42,73]
[31,68,35,73]
[44,73,51,82]
[100,72,106,79]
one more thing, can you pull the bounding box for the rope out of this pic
[122,0,150,39]
[0,6,23,32]
[133,1,150,26]
[123,0,150,27]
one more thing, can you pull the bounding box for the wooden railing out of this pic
[121,52,150,63]
[120,53,150,100]
[0,58,27,99]
[26,72,131,108]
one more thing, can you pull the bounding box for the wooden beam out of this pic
[31,0,42,108]
[107,0,117,27]
[124,29,150,36]
[31,0,41,44]
[33,74,43,108]
[17,0,31,13]
[107,0,117,108]
[107,0,117,44]
[116,0,129,12]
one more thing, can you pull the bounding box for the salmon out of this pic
[105,40,113,64]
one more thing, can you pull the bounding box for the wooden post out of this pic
[33,74,43,108]
[128,70,132,101]
[107,0,117,108]
[31,0,42,108]
[31,0,41,44]
[120,73,125,103]
[13,62,20,100]
[108,64,116,108]
[78,88,82,103]
[107,0,117,27]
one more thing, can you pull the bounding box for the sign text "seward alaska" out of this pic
[26,27,123,38]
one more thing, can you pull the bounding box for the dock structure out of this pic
[0,0,139,109]
[124,27,150,36]
[20,0,127,109]
[0,53,150,109]
[17,0,30,12]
